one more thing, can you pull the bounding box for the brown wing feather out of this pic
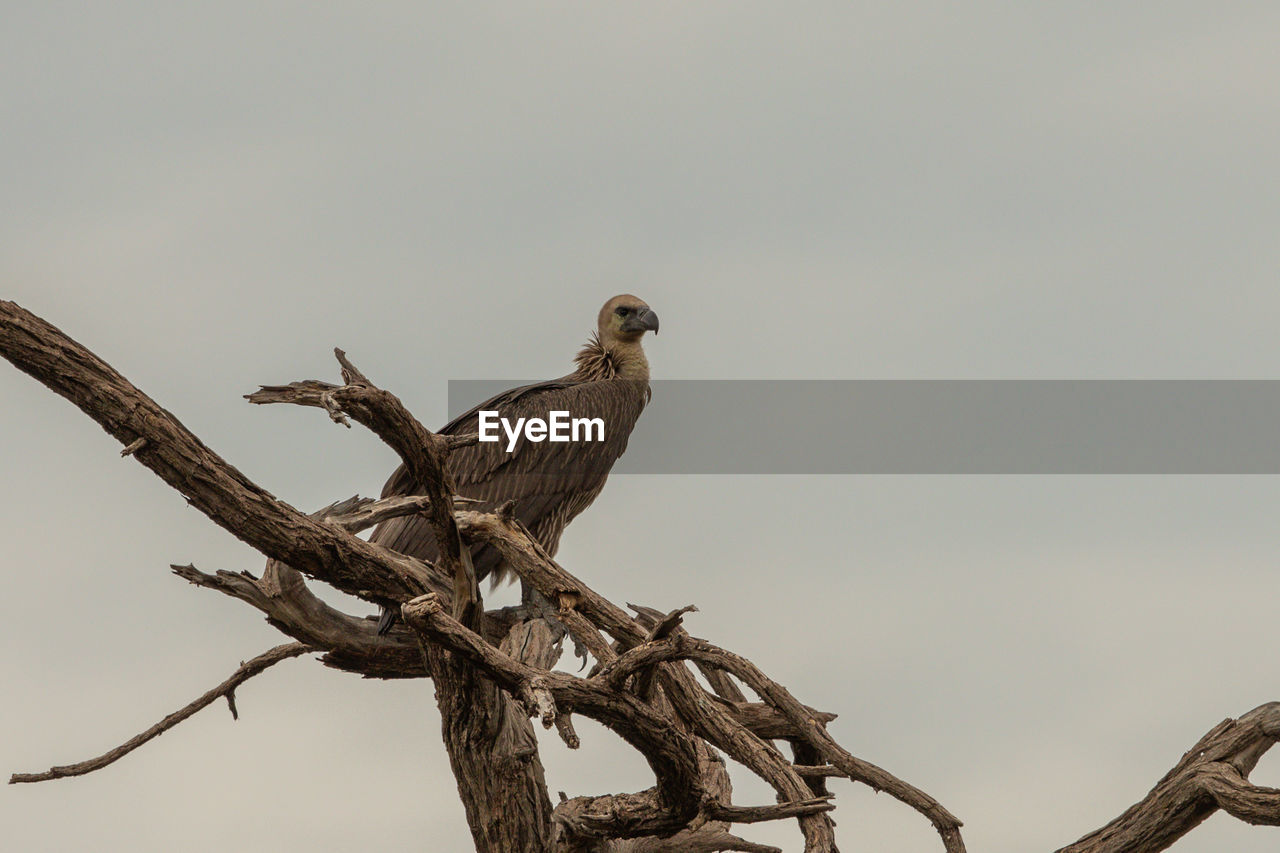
[369,378,648,586]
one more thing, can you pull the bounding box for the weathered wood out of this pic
[457,512,841,851]
[424,629,557,852]
[248,350,482,629]
[248,350,553,851]
[0,301,437,605]
[174,562,426,679]
[570,628,967,851]
[10,298,1280,853]
[402,594,706,842]
[706,797,835,824]
[1056,702,1280,853]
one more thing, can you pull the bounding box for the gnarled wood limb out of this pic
[453,512,857,851]
[12,299,1279,853]
[485,520,840,849]
[0,301,435,607]
[1198,765,1280,826]
[173,561,536,679]
[0,302,552,851]
[705,798,836,824]
[402,593,707,840]
[173,562,428,679]
[0,301,918,851]
[725,702,838,739]
[628,604,748,705]
[10,643,311,784]
[572,629,966,852]
[169,496,504,680]
[247,347,553,851]
[170,495,444,679]
[427,614,560,852]
[1057,702,1280,853]
[247,349,481,628]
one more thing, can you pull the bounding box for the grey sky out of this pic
[3,4,1280,851]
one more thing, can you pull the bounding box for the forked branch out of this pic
[1057,702,1280,853]
[6,298,1280,853]
[247,350,482,627]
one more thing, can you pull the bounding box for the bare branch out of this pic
[119,437,147,457]
[168,496,500,680]
[249,347,482,628]
[245,379,351,425]
[173,558,540,680]
[1058,702,1280,853]
[0,301,436,607]
[24,300,1273,853]
[793,764,843,779]
[319,493,436,534]
[637,603,699,641]
[725,702,838,740]
[597,635,692,691]
[697,663,748,704]
[402,593,706,839]
[554,789,704,843]
[706,797,836,824]
[444,431,481,450]
[554,713,581,750]
[0,302,555,849]
[521,676,560,729]
[457,511,842,850]
[172,562,428,679]
[559,599,619,666]
[630,604,747,704]
[333,347,371,385]
[10,643,311,784]
[632,605,698,701]
[608,632,967,852]
[1198,764,1280,826]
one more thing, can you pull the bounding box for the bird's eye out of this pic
[615,306,629,316]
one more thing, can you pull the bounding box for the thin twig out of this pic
[10,643,311,784]
[119,437,147,457]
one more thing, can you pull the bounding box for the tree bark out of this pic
[9,297,1280,853]
[427,635,557,852]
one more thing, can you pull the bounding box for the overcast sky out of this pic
[4,4,1280,852]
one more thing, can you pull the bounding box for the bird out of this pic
[371,294,659,633]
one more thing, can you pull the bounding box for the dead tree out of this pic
[4,298,1280,853]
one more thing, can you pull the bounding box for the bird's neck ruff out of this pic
[573,332,650,382]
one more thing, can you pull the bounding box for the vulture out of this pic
[372,294,659,632]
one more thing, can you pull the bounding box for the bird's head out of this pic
[598,294,659,345]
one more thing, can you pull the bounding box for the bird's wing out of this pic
[368,379,649,583]
[377,377,578,500]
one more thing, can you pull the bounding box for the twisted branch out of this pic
[1057,702,1280,853]
[401,593,706,839]
[247,351,481,627]
[8,298,1280,853]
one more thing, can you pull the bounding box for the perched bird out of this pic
[372,294,659,632]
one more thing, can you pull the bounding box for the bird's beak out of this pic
[623,307,660,335]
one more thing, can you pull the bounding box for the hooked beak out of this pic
[622,307,659,335]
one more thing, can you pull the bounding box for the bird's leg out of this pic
[518,581,574,666]
[375,604,399,635]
